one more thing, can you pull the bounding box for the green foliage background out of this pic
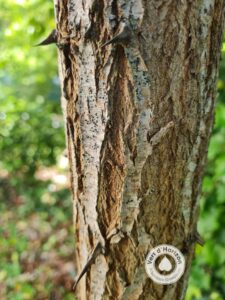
[0,1,74,299]
[0,1,225,299]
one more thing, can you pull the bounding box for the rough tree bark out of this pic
[54,0,225,299]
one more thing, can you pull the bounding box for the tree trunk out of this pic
[54,0,225,299]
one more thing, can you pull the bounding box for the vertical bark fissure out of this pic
[54,0,225,299]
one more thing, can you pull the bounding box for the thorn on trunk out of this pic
[183,230,205,253]
[193,231,205,246]
[101,24,133,48]
[35,29,57,46]
[73,241,103,291]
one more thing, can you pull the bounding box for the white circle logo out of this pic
[145,244,185,285]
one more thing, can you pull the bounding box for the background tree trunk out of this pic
[54,0,225,299]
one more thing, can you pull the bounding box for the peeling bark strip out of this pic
[54,0,225,299]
